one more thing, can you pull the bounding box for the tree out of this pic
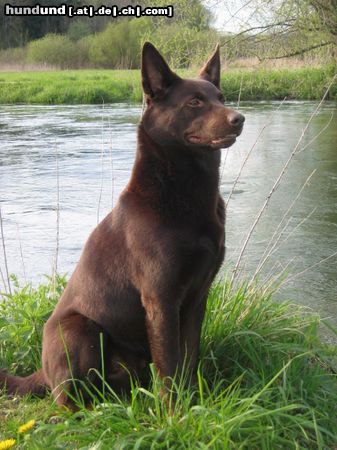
[212,0,336,60]
[0,0,138,49]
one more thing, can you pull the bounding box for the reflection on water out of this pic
[0,102,336,336]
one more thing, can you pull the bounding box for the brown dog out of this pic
[0,42,244,408]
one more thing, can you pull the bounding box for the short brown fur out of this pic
[0,43,244,408]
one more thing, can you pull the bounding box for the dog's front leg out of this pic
[141,293,180,387]
[180,294,208,380]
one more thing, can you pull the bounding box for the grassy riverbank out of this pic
[0,65,336,104]
[1,277,336,448]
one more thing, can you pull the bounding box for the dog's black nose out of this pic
[228,112,245,127]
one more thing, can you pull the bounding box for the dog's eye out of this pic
[188,98,203,107]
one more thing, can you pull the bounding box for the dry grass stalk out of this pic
[141,93,146,116]
[281,251,337,287]
[0,62,57,72]
[251,170,317,282]
[231,74,337,283]
[226,98,287,206]
[263,206,317,269]
[97,102,105,224]
[0,206,12,295]
[0,265,8,294]
[237,73,243,108]
[220,148,229,184]
[297,111,335,154]
[52,142,60,293]
[262,257,296,295]
[16,223,27,284]
[108,115,115,209]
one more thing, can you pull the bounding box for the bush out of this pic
[88,18,153,69]
[151,23,219,68]
[67,20,92,42]
[0,46,27,68]
[75,36,91,68]
[27,34,78,69]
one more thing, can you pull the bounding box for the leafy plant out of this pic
[0,275,66,373]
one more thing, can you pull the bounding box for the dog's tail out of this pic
[0,369,47,396]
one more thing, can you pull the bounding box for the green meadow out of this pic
[1,276,336,448]
[0,65,336,104]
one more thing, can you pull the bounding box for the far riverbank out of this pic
[0,65,336,104]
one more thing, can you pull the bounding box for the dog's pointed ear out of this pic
[199,44,221,88]
[141,42,180,99]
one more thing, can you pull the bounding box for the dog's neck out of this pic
[126,123,221,219]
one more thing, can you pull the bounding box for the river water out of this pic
[0,102,336,334]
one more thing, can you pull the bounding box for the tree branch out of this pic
[220,21,295,46]
[262,41,333,59]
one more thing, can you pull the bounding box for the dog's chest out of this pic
[198,235,219,256]
[185,224,224,275]
[195,231,223,267]
[171,228,224,298]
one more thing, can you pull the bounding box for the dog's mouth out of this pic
[186,133,239,149]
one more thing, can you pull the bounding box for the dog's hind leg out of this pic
[105,348,150,395]
[42,313,105,409]
[0,368,47,397]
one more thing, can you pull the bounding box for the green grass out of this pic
[0,276,337,449]
[0,70,142,104]
[0,65,336,104]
